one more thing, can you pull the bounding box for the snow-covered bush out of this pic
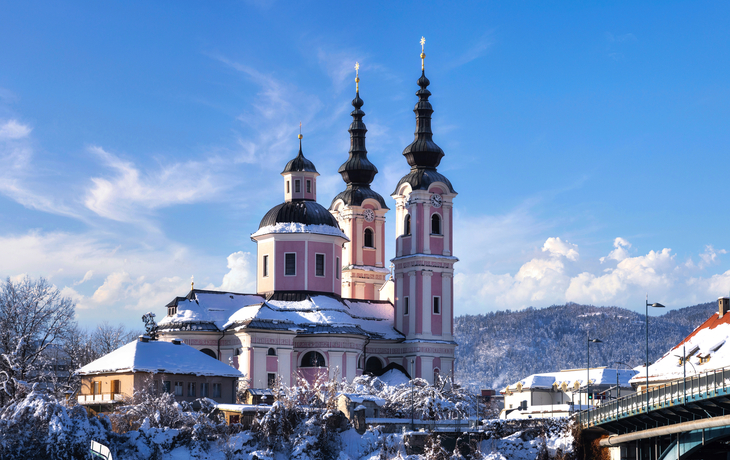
[0,385,110,460]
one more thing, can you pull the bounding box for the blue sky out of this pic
[1,1,729,328]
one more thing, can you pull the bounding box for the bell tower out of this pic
[330,63,390,300]
[391,38,457,383]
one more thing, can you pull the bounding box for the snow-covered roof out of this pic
[158,290,402,340]
[76,339,244,377]
[503,368,639,393]
[251,222,349,240]
[338,393,386,406]
[377,368,411,386]
[630,310,730,385]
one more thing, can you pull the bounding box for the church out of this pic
[158,42,458,390]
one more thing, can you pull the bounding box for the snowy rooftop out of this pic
[503,368,639,393]
[251,222,349,240]
[76,339,244,377]
[630,310,730,385]
[158,290,401,340]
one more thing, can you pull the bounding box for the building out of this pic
[157,48,458,389]
[629,297,730,391]
[500,367,638,420]
[75,336,243,412]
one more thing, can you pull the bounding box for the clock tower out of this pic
[391,40,458,383]
[330,64,390,300]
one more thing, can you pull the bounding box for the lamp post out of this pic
[587,333,603,425]
[614,361,631,400]
[672,345,697,404]
[645,296,665,414]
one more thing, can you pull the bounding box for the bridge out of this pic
[578,366,730,459]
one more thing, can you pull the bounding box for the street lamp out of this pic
[645,296,665,414]
[672,344,697,404]
[587,334,602,425]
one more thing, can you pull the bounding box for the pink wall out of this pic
[266,356,278,372]
[276,241,305,290]
[433,357,441,373]
[308,241,333,292]
[402,276,410,336]
[298,368,327,385]
[432,273,443,336]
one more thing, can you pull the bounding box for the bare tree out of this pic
[0,276,75,404]
[91,321,140,356]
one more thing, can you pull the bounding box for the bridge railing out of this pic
[577,365,730,427]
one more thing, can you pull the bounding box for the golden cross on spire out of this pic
[355,62,360,93]
[298,122,302,140]
[191,275,194,290]
[420,36,426,71]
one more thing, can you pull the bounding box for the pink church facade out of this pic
[157,59,458,390]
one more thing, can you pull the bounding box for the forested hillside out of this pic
[454,301,717,391]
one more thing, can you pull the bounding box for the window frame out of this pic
[336,257,340,280]
[315,253,325,277]
[364,227,374,248]
[174,381,183,396]
[200,382,209,398]
[187,382,196,397]
[301,351,326,368]
[306,179,311,193]
[213,383,222,398]
[433,296,441,315]
[404,215,411,236]
[295,179,301,193]
[404,296,409,316]
[431,213,442,235]
[268,373,276,389]
[284,252,296,276]
[286,181,290,193]
[267,347,277,356]
[262,254,269,277]
[163,381,171,394]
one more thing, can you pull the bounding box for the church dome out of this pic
[258,200,340,230]
[282,145,318,174]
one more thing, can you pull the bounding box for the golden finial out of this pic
[190,275,194,290]
[298,122,303,139]
[355,62,360,93]
[420,36,426,71]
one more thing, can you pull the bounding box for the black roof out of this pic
[330,185,388,210]
[258,200,341,229]
[282,140,318,174]
[392,167,456,195]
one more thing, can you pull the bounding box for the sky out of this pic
[1,1,730,329]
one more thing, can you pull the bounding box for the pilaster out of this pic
[442,272,453,339]
[423,202,431,254]
[422,271,433,338]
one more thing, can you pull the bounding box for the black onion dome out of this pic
[330,185,389,210]
[392,168,456,195]
[282,140,318,174]
[401,71,445,169]
[259,200,340,229]
[338,92,378,185]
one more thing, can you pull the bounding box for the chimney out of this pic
[719,297,729,318]
[138,335,150,343]
[171,338,182,345]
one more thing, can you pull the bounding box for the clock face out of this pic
[363,209,375,222]
[430,194,443,208]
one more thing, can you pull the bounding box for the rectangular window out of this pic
[285,253,296,276]
[336,257,340,279]
[163,381,171,394]
[111,379,121,394]
[187,382,196,397]
[213,383,222,398]
[404,297,409,316]
[200,383,209,398]
[154,380,160,395]
[295,180,300,193]
[315,253,325,277]
[263,255,269,277]
[306,180,311,193]
[268,373,276,389]
[433,297,441,315]
[93,381,101,395]
[286,181,290,193]
[174,382,183,396]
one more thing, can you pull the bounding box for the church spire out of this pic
[402,37,445,170]
[337,63,378,186]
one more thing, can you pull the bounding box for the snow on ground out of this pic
[378,369,411,386]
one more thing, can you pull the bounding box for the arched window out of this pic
[267,348,277,356]
[364,228,374,248]
[200,348,217,359]
[404,215,411,236]
[431,214,441,235]
[365,357,383,373]
[301,351,326,368]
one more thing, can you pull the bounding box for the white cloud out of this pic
[74,270,94,286]
[699,245,727,268]
[600,237,632,263]
[0,120,31,140]
[542,237,579,261]
[213,251,256,293]
[84,146,226,224]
